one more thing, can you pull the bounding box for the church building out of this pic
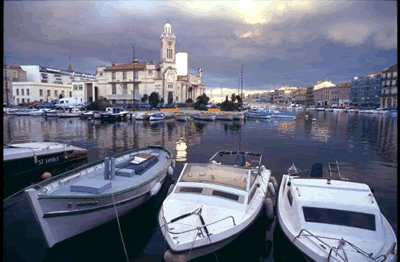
[95,21,206,105]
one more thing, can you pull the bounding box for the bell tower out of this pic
[160,20,176,68]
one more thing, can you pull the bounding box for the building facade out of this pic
[312,81,336,106]
[98,21,206,105]
[12,82,74,105]
[380,64,397,108]
[350,72,382,108]
[3,65,27,105]
[338,82,351,108]
[293,87,307,104]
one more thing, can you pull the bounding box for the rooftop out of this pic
[104,61,147,71]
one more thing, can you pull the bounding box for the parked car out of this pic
[116,103,129,109]
[136,103,151,110]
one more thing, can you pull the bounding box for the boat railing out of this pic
[294,228,392,262]
[162,214,236,235]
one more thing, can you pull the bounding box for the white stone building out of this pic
[97,21,206,105]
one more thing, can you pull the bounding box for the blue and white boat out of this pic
[149,112,166,121]
[245,108,272,119]
[266,109,297,118]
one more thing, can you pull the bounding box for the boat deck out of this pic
[39,149,170,197]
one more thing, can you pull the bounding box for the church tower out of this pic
[159,20,176,69]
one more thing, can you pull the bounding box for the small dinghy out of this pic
[6,146,175,248]
[135,111,150,120]
[193,112,216,121]
[149,112,166,121]
[58,107,81,118]
[3,142,88,177]
[159,150,275,261]
[80,111,94,119]
[277,161,397,262]
[175,113,191,122]
[216,113,234,121]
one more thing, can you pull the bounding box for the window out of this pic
[168,85,173,89]
[134,71,138,81]
[27,89,30,96]
[54,90,58,97]
[69,92,72,97]
[178,187,203,193]
[392,80,396,86]
[212,190,239,201]
[112,84,117,94]
[148,70,153,76]
[123,71,127,80]
[21,89,24,96]
[39,89,43,96]
[302,206,376,231]
[167,49,173,59]
[47,90,51,97]
[13,72,17,78]
[79,85,83,90]
[16,89,19,96]
[99,72,103,77]
[112,72,116,80]
[74,85,78,90]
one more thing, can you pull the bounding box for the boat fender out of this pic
[167,165,174,176]
[150,182,162,196]
[269,176,278,191]
[164,249,188,262]
[264,197,274,220]
[268,182,276,197]
[172,159,176,168]
[167,184,175,195]
[42,172,52,180]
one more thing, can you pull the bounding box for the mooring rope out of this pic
[111,192,129,262]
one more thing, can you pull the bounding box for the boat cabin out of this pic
[280,175,383,239]
[172,162,264,211]
[106,107,125,114]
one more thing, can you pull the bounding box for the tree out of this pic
[141,94,149,103]
[194,93,210,110]
[149,92,160,107]
[236,95,242,104]
[231,93,236,103]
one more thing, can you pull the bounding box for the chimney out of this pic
[112,62,116,66]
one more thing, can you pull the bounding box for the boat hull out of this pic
[100,113,127,122]
[26,171,167,247]
[3,143,88,177]
[21,146,173,248]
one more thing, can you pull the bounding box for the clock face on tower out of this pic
[168,40,173,47]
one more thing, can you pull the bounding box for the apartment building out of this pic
[3,65,27,105]
[380,64,397,108]
[350,71,382,108]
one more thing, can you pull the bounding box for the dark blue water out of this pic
[3,111,397,261]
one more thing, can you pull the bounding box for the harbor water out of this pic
[3,110,397,261]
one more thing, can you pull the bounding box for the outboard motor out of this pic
[309,163,323,177]
[234,154,245,166]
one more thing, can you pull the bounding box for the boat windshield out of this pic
[180,163,248,191]
[302,206,376,231]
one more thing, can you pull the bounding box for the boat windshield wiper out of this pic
[169,206,202,223]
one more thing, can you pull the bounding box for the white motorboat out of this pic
[44,109,64,117]
[149,112,166,121]
[29,109,51,116]
[159,150,275,261]
[216,113,234,121]
[193,112,216,121]
[135,111,150,120]
[3,142,88,177]
[100,107,128,121]
[232,112,245,121]
[245,108,272,119]
[16,109,37,116]
[175,113,191,122]
[4,146,175,248]
[80,111,94,119]
[277,161,397,262]
[58,107,81,118]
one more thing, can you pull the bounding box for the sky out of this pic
[4,0,397,95]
